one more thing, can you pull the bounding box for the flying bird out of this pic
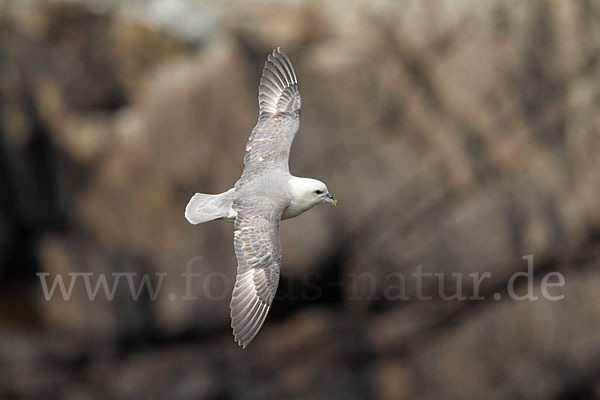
[185,48,337,348]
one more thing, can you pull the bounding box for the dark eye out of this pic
[315,190,323,195]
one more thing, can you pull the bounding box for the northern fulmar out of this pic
[185,48,337,348]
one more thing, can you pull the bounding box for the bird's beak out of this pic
[326,193,338,207]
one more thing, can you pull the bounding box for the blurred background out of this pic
[1,0,600,399]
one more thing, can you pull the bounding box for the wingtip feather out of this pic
[257,48,300,117]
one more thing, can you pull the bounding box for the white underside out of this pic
[281,200,313,220]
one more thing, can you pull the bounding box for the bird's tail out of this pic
[185,188,236,224]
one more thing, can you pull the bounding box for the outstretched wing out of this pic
[230,197,287,348]
[229,48,300,348]
[241,48,302,177]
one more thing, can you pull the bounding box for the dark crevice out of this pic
[0,82,71,282]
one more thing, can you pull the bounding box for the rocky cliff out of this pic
[1,1,600,399]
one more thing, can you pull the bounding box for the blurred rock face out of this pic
[1,0,600,399]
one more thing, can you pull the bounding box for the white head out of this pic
[289,177,337,208]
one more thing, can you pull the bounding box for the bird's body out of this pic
[185,48,336,348]
[185,176,330,223]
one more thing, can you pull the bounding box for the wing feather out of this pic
[230,197,286,348]
[239,48,302,177]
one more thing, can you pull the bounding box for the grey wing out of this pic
[230,197,287,348]
[241,48,302,178]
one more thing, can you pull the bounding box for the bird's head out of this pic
[300,178,337,207]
